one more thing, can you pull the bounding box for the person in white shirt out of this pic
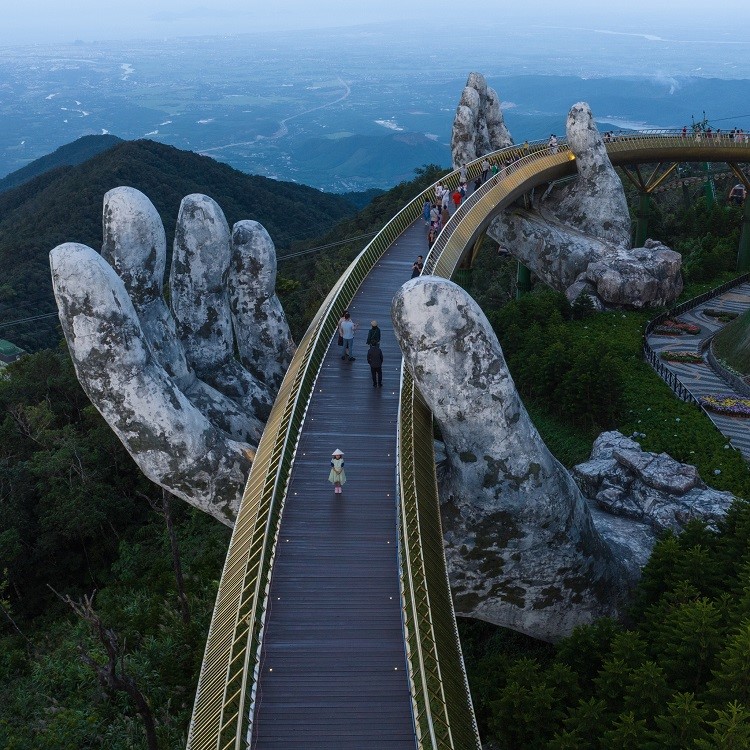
[338,310,357,361]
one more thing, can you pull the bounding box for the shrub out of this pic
[660,351,704,363]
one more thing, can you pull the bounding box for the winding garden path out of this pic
[646,281,750,462]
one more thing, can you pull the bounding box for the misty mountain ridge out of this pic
[0,134,123,194]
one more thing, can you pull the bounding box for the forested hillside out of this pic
[0,138,358,352]
[0,134,123,194]
[2,152,750,748]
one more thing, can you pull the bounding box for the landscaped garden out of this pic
[660,350,704,364]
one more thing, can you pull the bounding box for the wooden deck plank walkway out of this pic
[250,220,429,749]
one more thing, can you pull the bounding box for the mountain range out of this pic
[0,137,361,353]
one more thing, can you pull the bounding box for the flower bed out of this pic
[653,319,701,336]
[703,308,739,323]
[660,351,703,364]
[700,393,750,417]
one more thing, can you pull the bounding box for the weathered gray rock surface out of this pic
[451,72,512,169]
[394,279,740,641]
[484,102,683,308]
[51,187,294,525]
[392,276,632,642]
[230,220,295,395]
[573,431,737,535]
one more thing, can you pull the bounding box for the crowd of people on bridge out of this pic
[690,126,747,143]
[423,181,466,249]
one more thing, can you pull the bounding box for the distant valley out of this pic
[2,22,750,191]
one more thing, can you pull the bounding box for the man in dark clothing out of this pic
[411,255,424,279]
[367,342,383,387]
[366,320,381,346]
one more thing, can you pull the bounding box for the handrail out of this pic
[425,145,577,278]
[397,368,482,749]
[189,131,750,750]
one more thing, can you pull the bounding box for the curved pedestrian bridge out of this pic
[187,133,750,750]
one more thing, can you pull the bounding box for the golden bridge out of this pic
[186,132,750,750]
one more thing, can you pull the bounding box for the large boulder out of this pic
[572,431,737,534]
[451,72,512,169]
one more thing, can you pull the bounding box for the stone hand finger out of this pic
[101,187,263,443]
[170,194,274,419]
[555,102,631,246]
[230,220,295,394]
[101,186,193,384]
[50,242,251,525]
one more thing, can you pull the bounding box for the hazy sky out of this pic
[3,1,750,45]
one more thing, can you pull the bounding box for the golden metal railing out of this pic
[188,132,750,750]
[397,371,482,749]
[424,145,575,278]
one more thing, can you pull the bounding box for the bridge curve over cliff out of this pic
[187,134,750,750]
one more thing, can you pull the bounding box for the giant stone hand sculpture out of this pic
[392,277,739,640]
[393,276,639,641]
[486,101,683,309]
[451,72,513,169]
[50,187,294,526]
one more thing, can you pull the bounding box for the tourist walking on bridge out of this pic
[329,449,346,494]
[367,342,383,388]
[366,320,381,346]
[411,255,424,278]
[441,188,451,211]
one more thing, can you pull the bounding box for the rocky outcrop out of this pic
[392,276,633,642]
[573,431,737,535]
[51,187,294,526]
[451,72,512,169]
[576,239,683,309]
[486,102,683,309]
